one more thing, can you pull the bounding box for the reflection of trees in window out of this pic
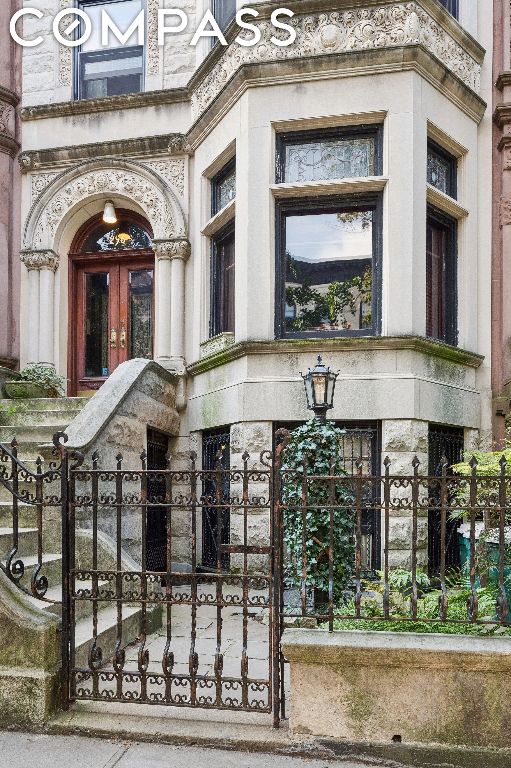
[285,256,372,332]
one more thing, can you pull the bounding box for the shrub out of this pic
[280,418,355,600]
[19,364,66,397]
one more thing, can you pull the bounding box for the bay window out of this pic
[209,159,236,337]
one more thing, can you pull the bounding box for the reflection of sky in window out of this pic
[286,212,372,263]
[82,0,143,51]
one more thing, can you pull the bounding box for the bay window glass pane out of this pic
[285,210,373,332]
[129,269,153,358]
[211,231,235,336]
[81,0,143,52]
[426,221,446,341]
[85,273,109,377]
[284,138,375,183]
[427,143,456,198]
[213,0,237,32]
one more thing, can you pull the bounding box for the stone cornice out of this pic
[20,249,59,272]
[494,104,511,129]
[189,0,482,124]
[153,239,191,261]
[20,87,188,122]
[19,0,483,133]
[0,86,20,109]
[188,45,486,148]
[187,337,484,376]
[496,72,511,91]
[17,134,188,174]
[0,133,20,158]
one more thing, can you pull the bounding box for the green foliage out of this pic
[328,569,511,636]
[281,418,355,599]
[19,364,66,397]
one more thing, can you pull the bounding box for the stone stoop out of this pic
[0,395,162,724]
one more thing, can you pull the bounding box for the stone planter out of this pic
[3,381,53,399]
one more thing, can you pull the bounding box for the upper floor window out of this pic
[213,0,237,32]
[427,141,457,199]
[76,0,143,100]
[438,0,459,19]
[211,225,235,337]
[426,208,457,346]
[212,159,236,216]
[276,126,383,184]
[276,195,382,339]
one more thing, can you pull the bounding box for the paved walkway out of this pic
[0,731,370,768]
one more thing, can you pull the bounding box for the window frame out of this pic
[437,0,459,20]
[275,124,384,185]
[426,205,458,347]
[275,193,383,340]
[212,0,237,32]
[211,158,236,217]
[74,0,145,101]
[427,139,457,200]
[210,222,236,338]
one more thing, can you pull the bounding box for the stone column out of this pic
[381,419,429,570]
[20,250,59,366]
[153,238,190,371]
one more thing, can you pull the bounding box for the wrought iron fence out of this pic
[1,430,511,723]
[275,441,511,633]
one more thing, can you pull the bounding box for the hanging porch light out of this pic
[103,200,117,225]
[301,356,339,423]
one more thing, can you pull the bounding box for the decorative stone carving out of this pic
[191,2,481,119]
[31,173,59,203]
[502,145,511,171]
[147,159,185,197]
[147,0,160,75]
[500,197,511,227]
[200,333,235,360]
[168,135,192,155]
[58,0,73,87]
[154,239,191,260]
[18,153,33,172]
[0,103,14,136]
[28,163,181,249]
[20,250,59,272]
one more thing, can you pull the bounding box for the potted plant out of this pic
[280,418,355,612]
[4,363,66,399]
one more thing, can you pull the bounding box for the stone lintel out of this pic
[17,134,188,174]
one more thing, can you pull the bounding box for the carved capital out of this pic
[18,153,35,172]
[20,249,59,272]
[154,239,191,261]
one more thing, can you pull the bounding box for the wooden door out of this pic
[72,258,154,395]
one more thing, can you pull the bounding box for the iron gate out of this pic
[64,446,281,721]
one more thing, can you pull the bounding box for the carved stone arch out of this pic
[23,157,187,251]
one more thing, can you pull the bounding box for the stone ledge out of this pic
[187,337,484,376]
[282,628,511,672]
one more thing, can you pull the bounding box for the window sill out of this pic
[202,199,236,237]
[427,185,468,220]
[271,177,387,199]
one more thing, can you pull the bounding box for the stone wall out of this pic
[283,628,511,749]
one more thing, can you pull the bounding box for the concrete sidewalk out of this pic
[0,731,369,768]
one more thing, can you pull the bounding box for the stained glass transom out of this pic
[284,138,375,183]
[83,222,152,252]
[216,170,236,212]
[427,146,456,198]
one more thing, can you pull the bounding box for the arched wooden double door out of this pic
[69,212,155,396]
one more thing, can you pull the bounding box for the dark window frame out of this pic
[427,139,458,200]
[437,0,459,20]
[426,205,458,347]
[74,0,145,101]
[212,0,237,32]
[211,158,236,217]
[201,426,231,571]
[275,193,383,340]
[275,123,383,184]
[210,222,235,338]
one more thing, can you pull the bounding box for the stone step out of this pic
[41,579,110,622]
[73,603,163,669]
[0,424,74,444]
[0,408,83,428]
[0,552,62,594]
[0,499,60,526]
[0,397,89,414]
[0,526,40,559]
